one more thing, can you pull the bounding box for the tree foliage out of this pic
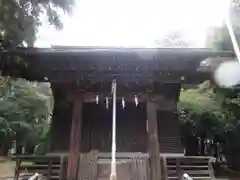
[0,0,74,48]
[0,78,53,154]
[206,0,240,51]
[179,82,225,151]
[0,0,73,154]
[179,81,240,169]
[181,0,240,169]
[155,31,191,48]
[180,82,222,116]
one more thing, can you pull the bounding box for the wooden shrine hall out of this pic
[0,47,235,180]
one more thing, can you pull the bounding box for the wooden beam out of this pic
[44,70,203,84]
[63,82,181,102]
[67,91,83,180]
[147,96,161,180]
[78,94,176,111]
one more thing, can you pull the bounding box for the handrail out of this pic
[28,173,40,180]
[182,173,193,180]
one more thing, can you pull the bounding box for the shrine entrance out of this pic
[3,47,228,180]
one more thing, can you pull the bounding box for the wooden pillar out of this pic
[147,96,161,180]
[67,91,83,180]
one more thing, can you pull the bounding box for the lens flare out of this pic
[214,61,240,88]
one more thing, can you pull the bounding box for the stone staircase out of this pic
[158,111,184,154]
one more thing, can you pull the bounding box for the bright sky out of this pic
[35,0,229,48]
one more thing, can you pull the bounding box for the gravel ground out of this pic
[0,157,15,180]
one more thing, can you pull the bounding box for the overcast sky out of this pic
[35,0,229,48]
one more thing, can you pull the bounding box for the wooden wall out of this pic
[50,86,72,151]
[81,102,147,152]
[49,83,183,153]
[50,102,148,152]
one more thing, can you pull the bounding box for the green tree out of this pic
[0,0,74,48]
[155,31,191,48]
[206,0,240,51]
[0,78,53,155]
[179,61,240,169]
[193,0,240,170]
[179,82,228,155]
[0,0,74,155]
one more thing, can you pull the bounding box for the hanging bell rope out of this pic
[110,79,117,180]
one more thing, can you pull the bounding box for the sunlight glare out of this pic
[214,61,240,88]
[35,0,231,47]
